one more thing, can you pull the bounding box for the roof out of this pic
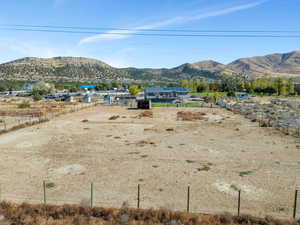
[236,93,251,98]
[80,85,96,89]
[145,87,189,93]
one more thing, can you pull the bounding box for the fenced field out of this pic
[0,99,99,134]
[0,181,298,219]
[0,105,299,219]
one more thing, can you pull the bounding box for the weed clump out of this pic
[239,171,253,177]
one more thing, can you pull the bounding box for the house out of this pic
[144,87,189,103]
[82,95,91,103]
[80,85,96,91]
[116,96,137,106]
[104,95,113,105]
[294,83,300,95]
[236,93,251,99]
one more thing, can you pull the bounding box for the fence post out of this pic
[237,190,241,216]
[293,190,298,219]
[187,186,190,212]
[43,181,47,205]
[91,182,94,208]
[137,184,140,209]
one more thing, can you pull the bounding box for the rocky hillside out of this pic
[228,51,300,77]
[0,51,300,82]
[0,57,131,82]
[122,62,225,82]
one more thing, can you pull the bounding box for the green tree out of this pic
[54,82,65,90]
[111,81,122,89]
[180,80,189,88]
[220,75,243,96]
[129,85,140,95]
[196,81,209,92]
[273,78,284,95]
[286,78,295,95]
[32,81,55,101]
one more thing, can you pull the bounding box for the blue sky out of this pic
[0,0,299,68]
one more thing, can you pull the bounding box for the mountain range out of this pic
[0,51,299,83]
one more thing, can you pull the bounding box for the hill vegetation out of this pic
[0,51,300,82]
[0,57,131,82]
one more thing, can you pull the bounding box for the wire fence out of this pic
[217,101,300,138]
[0,102,99,134]
[0,181,298,219]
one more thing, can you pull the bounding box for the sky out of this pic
[0,0,299,68]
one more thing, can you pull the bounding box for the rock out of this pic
[170,219,178,225]
[121,201,130,210]
[47,216,54,222]
[119,214,129,222]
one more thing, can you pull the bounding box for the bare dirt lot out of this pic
[0,105,299,218]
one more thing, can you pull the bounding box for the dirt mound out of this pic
[177,111,208,121]
[166,128,175,132]
[109,115,120,120]
[138,111,153,118]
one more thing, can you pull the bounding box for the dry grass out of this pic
[0,202,298,225]
[0,107,65,117]
[0,101,78,117]
[177,111,208,121]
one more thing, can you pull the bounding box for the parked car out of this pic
[44,94,57,99]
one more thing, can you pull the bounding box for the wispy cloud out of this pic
[184,1,265,21]
[79,1,266,44]
[79,17,184,44]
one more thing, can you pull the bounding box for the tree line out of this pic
[0,76,298,97]
[179,76,296,96]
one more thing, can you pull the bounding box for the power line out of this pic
[0,23,300,33]
[1,27,300,38]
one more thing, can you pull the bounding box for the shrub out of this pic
[239,171,253,177]
[32,92,43,101]
[46,183,56,189]
[18,101,31,109]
